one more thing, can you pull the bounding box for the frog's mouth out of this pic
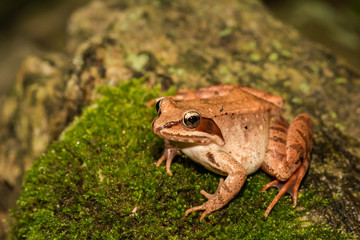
[159,130,212,144]
[154,119,225,146]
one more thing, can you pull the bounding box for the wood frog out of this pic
[150,84,313,221]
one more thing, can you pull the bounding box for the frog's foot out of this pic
[185,196,224,222]
[187,179,225,221]
[185,179,231,222]
[185,169,246,222]
[261,159,309,217]
[156,140,181,176]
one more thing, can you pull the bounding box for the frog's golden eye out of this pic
[156,100,162,114]
[182,111,201,129]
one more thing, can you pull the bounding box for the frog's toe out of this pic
[156,140,181,176]
[261,179,281,192]
[156,153,174,176]
[200,178,225,199]
[199,210,212,222]
[185,199,223,221]
[262,159,309,216]
[263,173,297,217]
[185,205,205,217]
[200,190,213,199]
[156,154,166,167]
[185,204,215,222]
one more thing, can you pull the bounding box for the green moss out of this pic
[271,40,282,50]
[218,28,232,37]
[335,77,347,84]
[280,50,292,58]
[10,81,354,239]
[299,83,310,94]
[249,53,261,62]
[249,41,257,49]
[268,53,278,62]
[126,53,149,71]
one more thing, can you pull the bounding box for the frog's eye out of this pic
[182,111,201,129]
[156,100,162,114]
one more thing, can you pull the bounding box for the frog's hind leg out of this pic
[261,113,313,216]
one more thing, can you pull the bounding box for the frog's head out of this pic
[152,97,224,145]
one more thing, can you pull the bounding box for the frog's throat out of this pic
[156,118,225,145]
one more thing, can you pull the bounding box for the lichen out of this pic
[9,81,355,239]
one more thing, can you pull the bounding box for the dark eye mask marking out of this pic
[196,117,224,142]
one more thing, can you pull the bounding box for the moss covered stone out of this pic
[1,0,360,236]
[9,81,354,239]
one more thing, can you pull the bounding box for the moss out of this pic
[249,53,261,62]
[10,81,355,239]
[268,53,279,62]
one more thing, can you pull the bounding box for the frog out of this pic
[150,84,313,221]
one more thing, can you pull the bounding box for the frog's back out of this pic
[176,88,276,119]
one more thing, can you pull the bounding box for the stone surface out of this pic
[0,0,359,238]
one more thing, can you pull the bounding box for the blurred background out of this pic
[0,0,88,96]
[0,0,359,96]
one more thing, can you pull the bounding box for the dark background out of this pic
[0,0,359,96]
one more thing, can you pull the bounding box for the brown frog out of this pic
[150,84,313,221]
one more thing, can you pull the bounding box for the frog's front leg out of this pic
[156,139,181,176]
[261,113,313,216]
[185,151,247,221]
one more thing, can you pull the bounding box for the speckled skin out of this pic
[151,84,313,221]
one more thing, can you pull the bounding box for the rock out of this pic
[0,0,359,238]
